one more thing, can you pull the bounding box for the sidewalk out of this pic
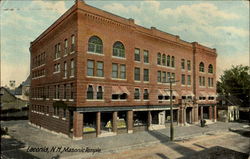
[1,120,249,159]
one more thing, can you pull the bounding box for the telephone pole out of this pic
[168,77,178,141]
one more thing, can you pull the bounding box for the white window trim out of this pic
[87,51,104,56]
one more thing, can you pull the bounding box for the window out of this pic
[208,77,214,87]
[88,36,103,54]
[112,64,126,79]
[96,61,104,77]
[208,64,213,73]
[70,83,74,99]
[162,54,166,66]
[87,60,94,76]
[143,69,149,82]
[54,43,61,59]
[64,61,67,78]
[172,73,175,81]
[181,74,185,85]
[112,63,118,78]
[181,59,185,69]
[97,86,103,100]
[55,85,60,99]
[143,89,149,100]
[113,41,125,58]
[64,39,68,55]
[120,64,126,79]
[157,71,161,82]
[199,62,205,72]
[87,85,94,99]
[157,53,161,65]
[167,72,171,82]
[70,59,74,77]
[203,77,205,86]
[134,67,140,81]
[71,35,75,52]
[162,71,167,83]
[167,55,170,66]
[63,84,67,99]
[211,78,214,87]
[134,48,140,61]
[171,56,175,67]
[187,60,191,71]
[134,88,140,100]
[187,75,191,85]
[144,50,149,63]
[63,109,66,118]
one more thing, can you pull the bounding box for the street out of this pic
[1,120,249,159]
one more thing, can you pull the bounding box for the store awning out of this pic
[112,86,130,95]
[112,86,123,94]
[207,92,216,97]
[186,91,194,97]
[158,89,167,96]
[199,91,207,97]
[165,90,179,96]
[120,86,130,95]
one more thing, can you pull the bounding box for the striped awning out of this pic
[120,86,130,95]
[207,92,216,97]
[112,86,123,94]
[112,86,130,95]
[199,91,207,97]
[158,89,167,96]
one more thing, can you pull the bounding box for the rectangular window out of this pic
[57,63,61,72]
[134,88,140,100]
[63,109,66,118]
[181,59,185,69]
[71,35,75,52]
[211,78,214,87]
[203,77,205,86]
[120,64,126,79]
[97,86,103,100]
[181,74,185,85]
[112,63,118,78]
[162,71,167,83]
[208,77,211,87]
[172,73,175,81]
[87,60,94,76]
[96,61,104,77]
[70,59,74,77]
[134,48,140,61]
[64,61,67,78]
[199,76,202,86]
[63,84,67,99]
[58,43,61,58]
[167,72,171,82]
[143,89,149,100]
[70,83,74,99]
[187,60,191,71]
[134,67,140,81]
[143,50,149,63]
[64,39,68,55]
[187,75,191,85]
[157,71,161,82]
[143,69,149,81]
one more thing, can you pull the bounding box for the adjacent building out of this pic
[29,0,217,139]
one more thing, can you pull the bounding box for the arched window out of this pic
[87,85,94,99]
[113,41,125,58]
[208,64,213,73]
[167,55,170,66]
[88,36,103,54]
[157,53,161,65]
[162,54,166,66]
[97,86,103,100]
[171,56,175,67]
[199,62,205,72]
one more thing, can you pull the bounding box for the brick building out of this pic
[29,0,217,139]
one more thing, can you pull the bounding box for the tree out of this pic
[217,65,250,107]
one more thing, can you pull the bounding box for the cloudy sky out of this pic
[1,0,249,86]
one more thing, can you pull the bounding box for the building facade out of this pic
[29,0,217,139]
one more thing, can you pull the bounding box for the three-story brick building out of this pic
[29,0,217,139]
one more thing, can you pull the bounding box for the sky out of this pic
[1,0,249,87]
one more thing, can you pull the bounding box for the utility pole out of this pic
[168,77,179,141]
